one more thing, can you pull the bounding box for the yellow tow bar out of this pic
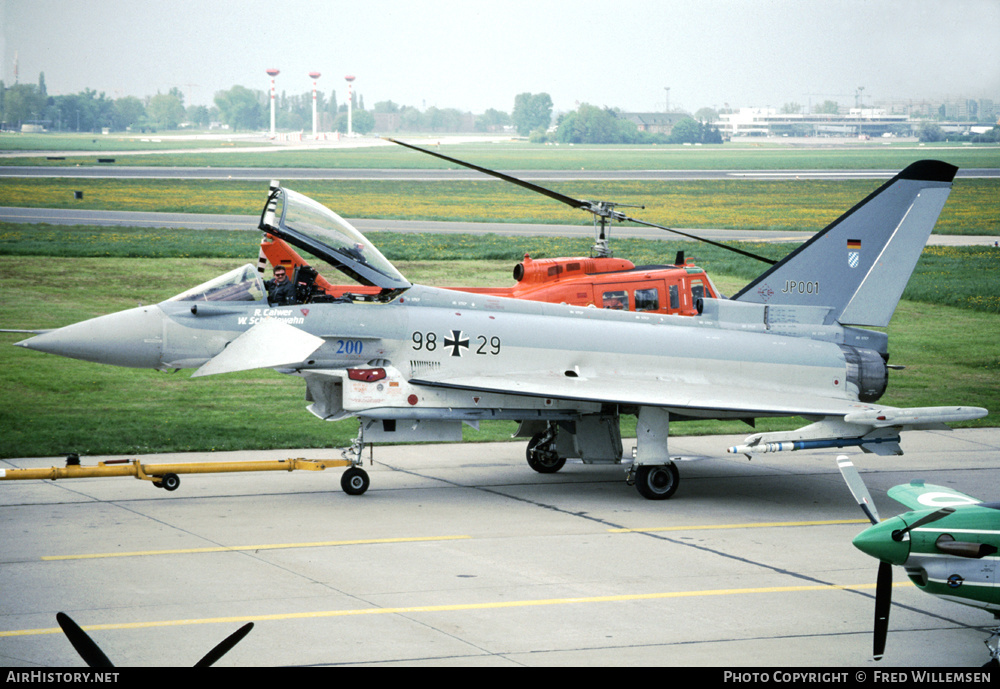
[0,455,371,495]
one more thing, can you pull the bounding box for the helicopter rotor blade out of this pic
[193,622,255,667]
[385,138,777,264]
[384,137,589,210]
[620,214,776,265]
[56,613,114,668]
[873,561,892,661]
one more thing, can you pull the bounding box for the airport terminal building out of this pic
[715,107,911,138]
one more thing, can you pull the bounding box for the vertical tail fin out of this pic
[732,160,957,327]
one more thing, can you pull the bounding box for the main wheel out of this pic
[341,467,370,495]
[526,433,566,473]
[634,463,679,500]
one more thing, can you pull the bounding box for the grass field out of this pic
[1,239,996,459]
[3,132,1000,170]
[1,144,996,458]
[0,132,264,152]
[1,225,997,313]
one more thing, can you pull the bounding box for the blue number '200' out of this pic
[337,339,363,355]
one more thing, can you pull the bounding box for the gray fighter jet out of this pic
[16,160,987,499]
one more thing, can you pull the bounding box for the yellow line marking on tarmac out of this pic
[1,581,913,638]
[608,519,870,533]
[40,520,867,560]
[41,535,471,561]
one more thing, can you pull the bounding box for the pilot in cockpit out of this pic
[264,265,296,305]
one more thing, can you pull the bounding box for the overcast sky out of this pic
[2,0,998,115]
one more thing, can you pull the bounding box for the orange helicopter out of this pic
[257,139,777,315]
[260,236,720,317]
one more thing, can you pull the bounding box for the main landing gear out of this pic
[626,463,679,500]
[526,430,566,473]
[524,425,680,500]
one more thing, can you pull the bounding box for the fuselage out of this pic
[23,282,866,421]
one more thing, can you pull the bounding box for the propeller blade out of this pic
[385,137,777,264]
[873,561,892,660]
[193,622,254,667]
[836,456,880,525]
[384,137,589,210]
[56,613,114,668]
[891,507,956,541]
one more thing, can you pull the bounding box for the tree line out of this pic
[0,75,513,135]
[0,73,719,144]
[0,75,211,133]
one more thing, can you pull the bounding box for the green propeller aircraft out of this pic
[837,456,999,667]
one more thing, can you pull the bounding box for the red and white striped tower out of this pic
[345,75,356,136]
[266,68,280,138]
[309,71,322,138]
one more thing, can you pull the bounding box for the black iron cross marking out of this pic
[444,330,469,357]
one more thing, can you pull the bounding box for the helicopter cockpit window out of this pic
[167,264,266,302]
[602,290,629,311]
[263,186,410,292]
[635,288,659,312]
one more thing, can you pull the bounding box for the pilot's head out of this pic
[273,266,287,282]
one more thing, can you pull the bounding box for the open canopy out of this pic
[260,185,410,291]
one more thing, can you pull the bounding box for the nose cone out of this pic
[16,305,164,368]
[852,518,911,565]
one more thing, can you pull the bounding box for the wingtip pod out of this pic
[843,406,988,428]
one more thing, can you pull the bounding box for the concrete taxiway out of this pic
[2,207,996,247]
[1,429,998,667]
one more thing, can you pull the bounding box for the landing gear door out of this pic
[554,413,623,463]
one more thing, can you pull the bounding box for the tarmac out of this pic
[1,428,998,668]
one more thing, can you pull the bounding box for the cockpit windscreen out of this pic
[167,264,266,302]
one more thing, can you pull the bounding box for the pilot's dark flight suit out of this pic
[265,276,297,305]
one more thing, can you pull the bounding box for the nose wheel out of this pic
[340,467,370,495]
